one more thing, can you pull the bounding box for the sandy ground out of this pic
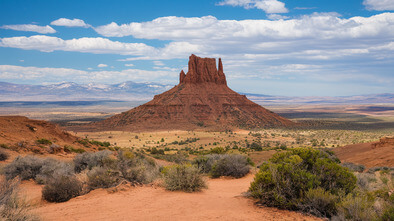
[26,175,320,221]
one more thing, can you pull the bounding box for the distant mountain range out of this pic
[0,81,173,101]
[0,81,393,104]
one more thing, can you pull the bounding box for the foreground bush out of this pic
[116,150,159,184]
[74,150,113,172]
[3,155,73,184]
[194,154,250,178]
[249,148,356,215]
[163,164,206,192]
[42,175,83,203]
[87,167,121,189]
[0,177,39,220]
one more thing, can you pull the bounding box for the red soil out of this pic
[29,174,320,221]
[334,137,394,168]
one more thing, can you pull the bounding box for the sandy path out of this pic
[31,174,320,221]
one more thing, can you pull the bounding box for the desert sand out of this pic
[26,174,320,221]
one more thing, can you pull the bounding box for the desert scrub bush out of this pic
[116,150,159,184]
[42,174,83,203]
[0,177,39,220]
[335,194,377,221]
[87,167,121,189]
[194,154,250,178]
[341,162,366,173]
[35,159,73,184]
[0,148,9,161]
[74,150,113,172]
[249,148,356,211]
[3,155,47,180]
[2,155,73,184]
[301,187,338,218]
[162,164,206,192]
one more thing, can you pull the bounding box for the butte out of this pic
[90,54,294,131]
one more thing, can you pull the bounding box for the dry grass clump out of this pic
[0,177,39,220]
[162,164,206,192]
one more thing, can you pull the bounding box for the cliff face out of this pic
[92,54,294,131]
[181,54,227,85]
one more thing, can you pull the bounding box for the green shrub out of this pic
[87,167,121,189]
[64,145,85,154]
[0,177,39,220]
[163,164,206,192]
[0,148,9,161]
[249,148,356,211]
[42,175,82,203]
[0,144,9,149]
[193,154,250,178]
[380,206,394,221]
[36,138,52,145]
[73,150,113,172]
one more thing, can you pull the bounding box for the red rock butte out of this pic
[92,54,294,131]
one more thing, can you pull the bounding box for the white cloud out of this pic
[153,61,165,66]
[124,64,134,67]
[97,64,108,67]
[0,65,177,84]
[1,24,56,34]
[0,35,156,55]
[50,18,91,28]
[267,14,289,20]
[363,0,394,11]
[217,0,288,14]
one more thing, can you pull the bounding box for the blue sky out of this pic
[0,0,393,96]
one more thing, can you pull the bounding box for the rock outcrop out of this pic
[91,54,294,131]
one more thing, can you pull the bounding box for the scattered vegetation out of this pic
[194,154,251,178]
[36,138,52,145]
[162,164,206,192]
[249,147,394,220]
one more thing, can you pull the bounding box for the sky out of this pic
[0,0,394,96]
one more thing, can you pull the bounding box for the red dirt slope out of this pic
[0,116,91,153]
[334,137,394,168]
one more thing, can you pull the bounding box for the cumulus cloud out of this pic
[50,18,91,28]
[97,64,108,67]
[363,0,394,11]
[217,0,288,14]
[0,35,201,59]
[1,24,56,34]
[124,64,134,67]
[0,65,177,84]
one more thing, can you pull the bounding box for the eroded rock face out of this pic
[181,54,227,85]
[92,54,294,131]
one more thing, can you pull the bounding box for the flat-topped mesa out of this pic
[180,54,227,85]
